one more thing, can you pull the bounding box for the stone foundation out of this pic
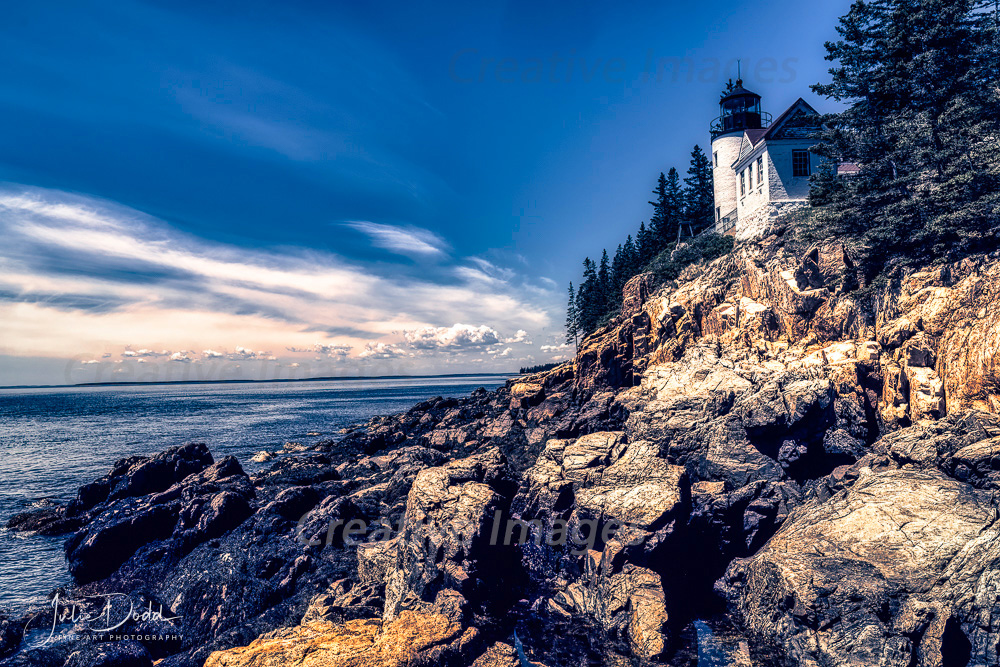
[734,200,806,241]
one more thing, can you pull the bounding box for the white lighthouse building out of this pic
[710,80,822,237]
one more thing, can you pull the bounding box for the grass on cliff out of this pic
[645,233,735,286]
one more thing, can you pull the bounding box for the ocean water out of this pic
[0,375,508,614]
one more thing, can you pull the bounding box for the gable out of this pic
[735,134,755,163]
[733,129,768,166]
[764,98,820,141]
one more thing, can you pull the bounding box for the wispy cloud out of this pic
[343,220,448,258]
[0,185,561,384]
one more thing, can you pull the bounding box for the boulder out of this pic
[203,611,477,667]
[62,641,153,667]
[66,443,214,517]
[64,455,255,584]
[548,557,670,660]
[5,502,80,536]
[471,641,547,667]
[383,448,516,622]
[722,465,1000,666]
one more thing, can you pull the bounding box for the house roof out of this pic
[838,162,861,175]
[763,98,819,141]
[744,128,768,147]
[730,98,821,171]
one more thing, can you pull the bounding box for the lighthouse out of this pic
[710,79,770,232]
[708,75,824,237]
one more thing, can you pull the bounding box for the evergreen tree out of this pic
[648,172,671,253]
[565,282,579,349]
[611,243,627,296]
[682,145,714,236]
[811,0,1000,276]
[598,249,612,303]
[636,222,654,265]
[664,167,684,241]
[621,234,639,278]
[577,257,603,334]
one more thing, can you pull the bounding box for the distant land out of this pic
[0,372,516,391]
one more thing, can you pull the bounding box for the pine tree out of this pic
[810,0,1000,276]
[621,234,639,278]
[611,244,627,296]
[577,257,602,334]
[682,145,714,236]
[664,167,684,241]
[598,249,612,302]
[636,222,654,265]
[648,172,671,253]
[565,282,579,349]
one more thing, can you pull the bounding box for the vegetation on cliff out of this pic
[809,0,1000,280]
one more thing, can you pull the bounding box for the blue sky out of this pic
[0,0,852,386]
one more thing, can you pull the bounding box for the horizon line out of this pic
[0,371,521,391]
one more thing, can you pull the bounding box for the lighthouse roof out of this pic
[720,85,761,103]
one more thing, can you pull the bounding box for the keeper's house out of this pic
[709,80,824,236]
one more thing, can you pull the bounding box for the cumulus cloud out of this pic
[403,323,502,350]
[229,346,276,360]
[358,342,409,359]
[540,343,570,352]
[505,329,530,344]
[344,221,447,257]
[202,349,224,358]
[286,343,352,357]
[169,351,192,363]
[121,348,171,358]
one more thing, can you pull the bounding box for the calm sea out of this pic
[0,375,508,614]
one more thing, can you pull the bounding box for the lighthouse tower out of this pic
[710,79,770,231]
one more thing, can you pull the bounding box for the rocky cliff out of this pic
[4,222,1000,667]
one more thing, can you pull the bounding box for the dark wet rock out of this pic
[62,641,153,667]
[5,502,80,536]
[0,616,21,660]
[65,500,179,584]
[64,454,255,585]
[66,443,213,518]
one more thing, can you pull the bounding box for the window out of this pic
[716,206,721,222]
[748,166,753,190]
[757,156,764,186]
[792,150,810,177]
[713,151,718,168]
[740,170,745,196]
